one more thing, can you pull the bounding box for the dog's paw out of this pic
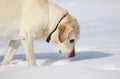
[28,63,37,67]
[0,63,2,66]
[0,61,10,66]
[0,63,6,67]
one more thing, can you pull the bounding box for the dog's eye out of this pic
[70,39,75,43]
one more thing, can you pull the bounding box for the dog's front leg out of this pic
[20,32,37,67]
[1,40,21,65]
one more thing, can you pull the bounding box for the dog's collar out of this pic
[46,13,68,43]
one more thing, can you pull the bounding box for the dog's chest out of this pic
[34,27,49,41]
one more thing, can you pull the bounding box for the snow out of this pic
[0,0,120,79]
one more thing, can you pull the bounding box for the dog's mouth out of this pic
[59,50,62,54]
[58,49,75,58]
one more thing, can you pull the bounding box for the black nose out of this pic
[69,48,75,58]
[59,50,62,54]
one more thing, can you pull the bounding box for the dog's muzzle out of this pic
[59,48,75,58]
[69,48,75,57]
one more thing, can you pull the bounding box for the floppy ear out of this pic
[58,25,73,43]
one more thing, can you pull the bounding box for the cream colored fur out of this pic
[0,0,80,67]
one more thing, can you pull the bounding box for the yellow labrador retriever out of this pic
[0,0,80,67]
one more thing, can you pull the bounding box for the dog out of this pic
[0,0,80,67]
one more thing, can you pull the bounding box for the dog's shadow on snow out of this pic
[0,51,113,66]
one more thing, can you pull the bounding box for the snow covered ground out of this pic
[0,0,120,79]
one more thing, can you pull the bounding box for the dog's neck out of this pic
[46,13,68,43]
[48,2,68,33]
[46,2,68,42]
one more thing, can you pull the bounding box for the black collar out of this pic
[46,13,68,43]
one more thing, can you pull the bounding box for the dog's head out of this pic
[51,14,80,58]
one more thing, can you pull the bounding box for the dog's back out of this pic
[0,0,23,39]
[0,0,49,40]
[0,0,22,20]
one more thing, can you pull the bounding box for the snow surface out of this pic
[0,0,120,79]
